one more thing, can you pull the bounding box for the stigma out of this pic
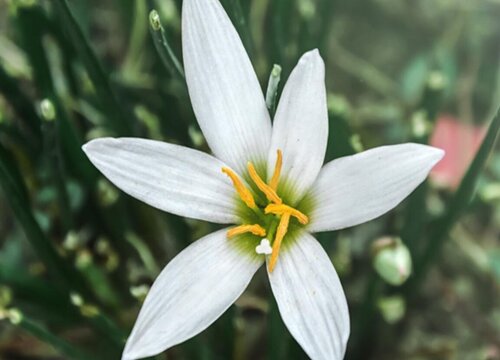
[222,150,309,273]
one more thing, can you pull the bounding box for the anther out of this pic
[268,213,291,272]
[265,204,309,225]
[269,149,282,191]
[227,224,266,238]
[247,162,282,204]
[222,167,256,209]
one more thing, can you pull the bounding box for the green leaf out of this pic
[149,9,185,82]
[411,106,500,291]
[15,314,93,360]
[0,143,87,295]
[400,55,429,103]
[53,0,133,136]
[0,65,42,142]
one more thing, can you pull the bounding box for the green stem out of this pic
[0,64,41,142]
[149,9,185,82]
[53,0,132,135]
[270,0,288,68]
[89,312,127,347]
[330,40,399,99]
[122,0,149,79]
[401,79,445,255]
[42,116,74,232]
[0,265,79,323]
[15,6,97,187]
[348,274,383,359]
[411,106,500,292]
[267,295,291,360]
[126,232,161,277]
[228,0,255,57]
[0,143,87,296]
[15,315,93,360]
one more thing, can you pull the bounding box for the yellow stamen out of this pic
[268,212,291,272]
[227,224,266,238]
[222,167,256,209]
[247,162,282,205]
[269,149,282,191]
[265,204,309,225]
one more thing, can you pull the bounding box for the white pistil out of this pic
[255,238,272,255]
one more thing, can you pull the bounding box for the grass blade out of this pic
[411,105,500,291]
[0,65,42,142]
[0,143,87,296]
[53,0,132,135]
[149,9,185,82]
[6,312,93,360]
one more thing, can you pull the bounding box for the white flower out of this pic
[82,0,444,359]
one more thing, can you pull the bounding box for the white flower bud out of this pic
[372,236,412,286]
[39,98,56,121]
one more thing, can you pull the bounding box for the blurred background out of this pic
[0,0,499,359]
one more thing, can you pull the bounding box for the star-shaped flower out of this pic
[83,0,444,359]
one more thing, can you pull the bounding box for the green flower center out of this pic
[222,150,311,272]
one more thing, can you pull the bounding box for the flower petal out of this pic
[122,229,263,360]
[267,232,350,360]
[306,143,445,233]
[182,0,271,174]
[268,49,328,205]
[83,137,238,223]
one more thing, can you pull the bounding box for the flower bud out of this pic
[427,71,447,90]
[372,236,412,286]
[411,110,432,138]
[377,296,406,324]
[297,0,316,20]
[97,179,119,207]
[327,93,351,117]
[130,284,150,303]
[8,309,23,324]
[149,10,162,31]
[39,98,56,121]
[0,286,12,309]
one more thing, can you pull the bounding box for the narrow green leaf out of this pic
[0,143,87,296]
[401,76,446,255]
[149,9,185,82]
[0,265,80,323]
[0,65,41,142]
[41,100,74,232]
[14,314,93,360]
[412,106,500,290]
[53,0,132,135]
[15,6,97,186]
[226,0,255,57]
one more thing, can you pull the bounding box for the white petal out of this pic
[268,49,328,205]
[122,229,263,360]
[182,0,271,174]
[307,143,445,233]
[268,232,350,360]
[83,137,238,224]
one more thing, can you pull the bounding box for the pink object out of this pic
[430,114,485,189]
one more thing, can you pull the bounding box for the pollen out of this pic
[265,204,309,225]
[227,224,266,238]
[268,149,282,191]
[222,167,256,209]
[247,162,282,204]
[268,212,290,272]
